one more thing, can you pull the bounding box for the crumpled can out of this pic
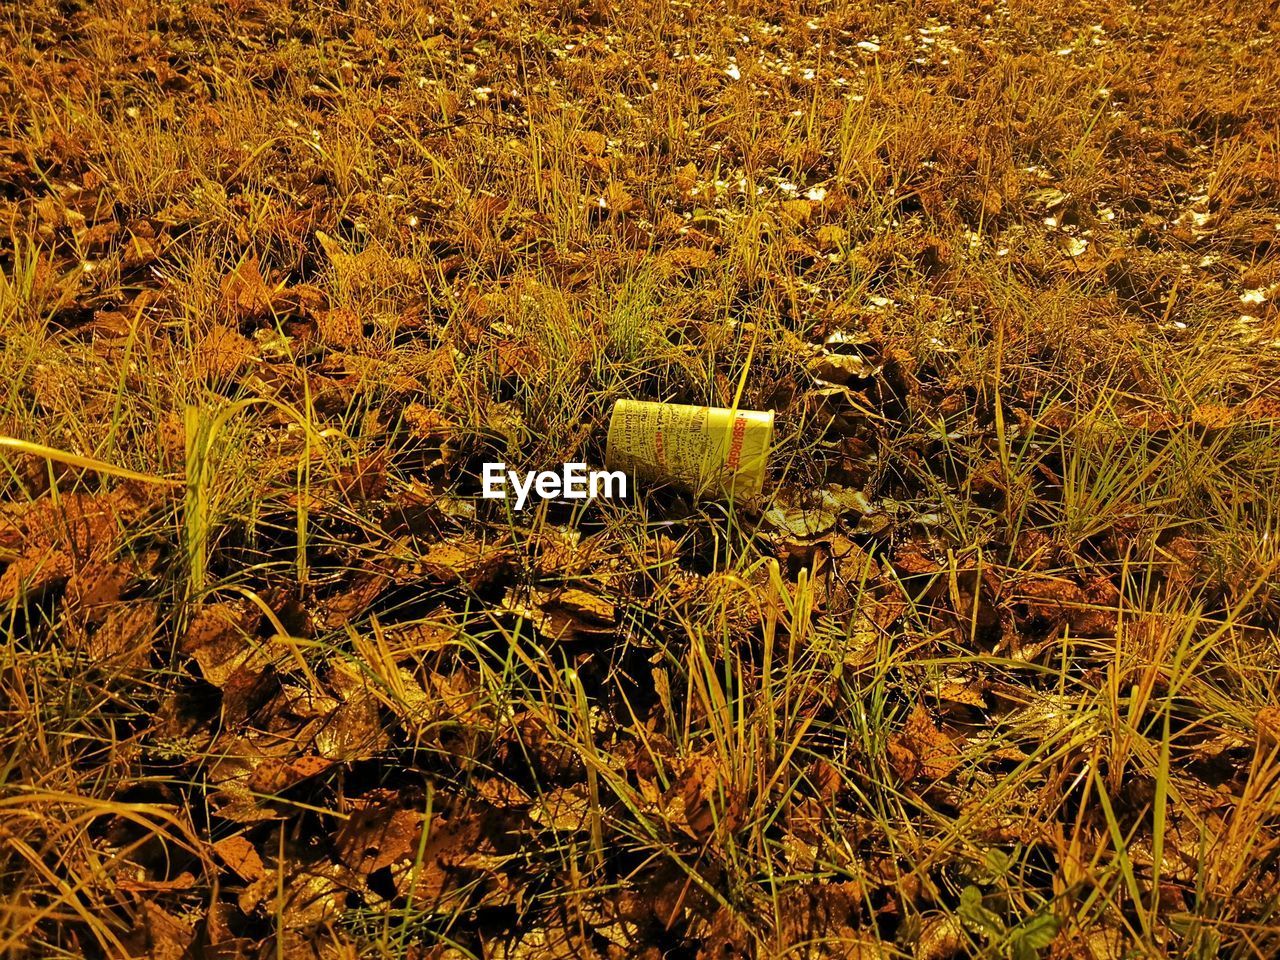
[606,399,774,499]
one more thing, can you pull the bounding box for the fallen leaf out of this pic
[1192,403,1236,429]
[665,751,743,839]
[402,403,462,442]
[336,802,426,876]
[577,130,606,156]
[1060,235,1089,257]
[417,538,514,589]
[214,835,267,883]
[281,862,350,930]
[600,181,640,215]
[135,902,195,960]
[314,661,390,761]
[656,245,715,277]
[0,549,72,602]
[318,568,393,627]
[889,705,961,782]
[315,307,363,348]
[916,913,965,960]
[83,600,159,666]
[1257,706,1280,752]
[766,499,838,539]
[219,255,277,321]
[490,922,601,960]
[502,585,616,642]
[529,785,593,833]
[192,324,255,382]
[64,559,134,614]
[248,753,336,795]
[817,224,847,251]
[674,162,698,195]
[116,871,198,893]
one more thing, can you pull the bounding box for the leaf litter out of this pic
[1,0,1280,957]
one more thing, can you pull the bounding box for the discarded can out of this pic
[606,400,774,499]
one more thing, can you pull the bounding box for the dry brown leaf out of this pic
[282,863,350,930]
[781,198,813,224]
[272,281,326,317]
[490,923,602,960]
[776,881,869,957]
[698,570,764,635]
[935,679,987,709]
[135,901,195,960]
[336,802,426,876]
[219,255,276,321]
[417,538,513,589]
[1242,395,1280,423]
[502,585,616,642]
[1192,403,1236,429]
[123,229,161,268]
[315,307,363,348]
[248,753,337,795]
[889,705,961,782]
[1257,706,1280,751]
[532,527,608,578]
[389,812,505,903]
[476,777,532,807]
[816,224,848,251]
[497,712,583,781]
[827,533,879,583]
[577,130,606,156]
[893,539,943,576]
[766,500,837,539]
[811,351,878,385]
[76,220,119,250]
[665,751,743,839]
[916,913,965,960]
[84,600,158,666]
[1072,576,1119,637]
[314,661,390,761]
[116,871,198,893]
[379,617,459,655]
[0,489,148,602]
[64,559,134,614]
[657,246,715,277]
[184,621,291,691]
[402,403,462,442]
[807,757,843,804]
[192,324,255,382]
[577,898,644,951]
[600,181,639,215]
[493,340,544,379]
[1016,575,1117,637]
[318,569,392,628]
[1,488,143,559]
[674,162,698,195]
[529,785,593,833]
[182,602,260,654]
[0,549,72,602]
[214,835,267,883]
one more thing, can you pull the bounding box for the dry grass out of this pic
[1,0,1280,957]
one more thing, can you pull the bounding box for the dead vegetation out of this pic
[1,0,1280,956]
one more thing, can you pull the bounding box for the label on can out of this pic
[605,400,774,499]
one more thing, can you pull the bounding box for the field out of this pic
[2,0,1280,956]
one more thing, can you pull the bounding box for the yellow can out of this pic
[606,400,774,499]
